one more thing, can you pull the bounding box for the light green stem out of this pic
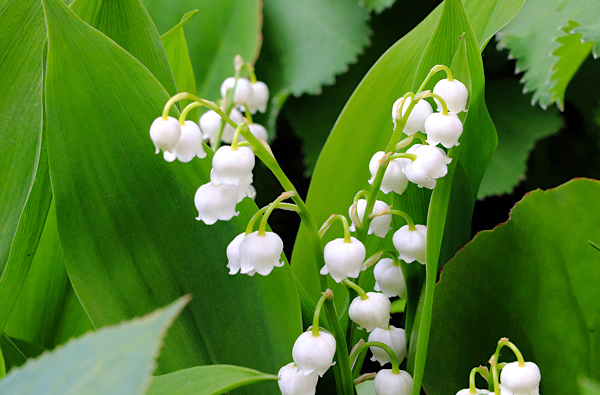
[231,122,248,150]
[319,214,352,243]
[258,192,296,236]
[427,92,449,115]
[312,292,329,336]
[342,279,368,300]
[245,203,299,235]
[349,341,400,374]
[416,64,453,94]
[387,210,416,230]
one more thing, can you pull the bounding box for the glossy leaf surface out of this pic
[426,179,600,394]
[42,0,300,388]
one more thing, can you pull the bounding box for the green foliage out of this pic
[478,79,563,198]
[42,0,300,387]
[0,335,45,371]
[0,297,188,394]
[497,0,600,109]
[142,0,262,100]
[425,179,600,394]
[147,365,279,395]
[4,203,93,350]
[580,377,600,395]
[362,0,396,13]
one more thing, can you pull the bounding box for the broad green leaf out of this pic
[42,0,300,388]
[362,0,396,13]
[0,297,188,395]
[147,365,279,395]
[0,334,46,372]
[0,0,52,333]
[425,179,600,395]
[4,202,93,350]
[70,0,177,96]
[291,0,524,304]
[161,10,199,120]
[143,0,262,100]
[258,0,370,97]
[581,377,600,395]
[478,79,563,198]
[497,0,600,109]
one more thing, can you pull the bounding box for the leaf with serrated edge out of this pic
[362,0,396,14]
[426,179,600,394]
[0,297,189,395]
[497,0,600,109]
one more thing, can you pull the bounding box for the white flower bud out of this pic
[194,182,239,225]
[392,97,433,136]
[500,362,541,395]
[238,231,285,276]
[374,369,413,395]
[348,199,392,238]
[456,389,491,395]
[368,151,410,195]
[403,144,452,189]
[226,233,247,275]
[149,116,181,154]
[199,108,243,144]
[211,146,255,185]
[278,362,318,395]
[247,81,269,114]
[163,120,206,163]
[424,112,463,149]
[373,258,407,298]
[320,237,366,283]
[292,330,336,377]
[368,325,407,366]
[392,224,427,264]
[220,77,253,105]
[433,78,468,113]
[348,292,390,332]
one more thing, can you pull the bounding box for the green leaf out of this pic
[42,0,300,386]
[362,0,396,14]
[478,79,563,198]
[0,297,189,395]
[425,179,600,394]
[147,365,279,395]
[257,0,371,97]
[4,202,93,350]
[142,0,262,100]
[497,0,600,109]
[161,10,199,119]
[70,0,177,96]
[0,0,52,333]
[580,377,600,395]
[0,334,46,372]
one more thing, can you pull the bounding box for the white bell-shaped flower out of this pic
[368,151,410,195]
[348,199,392,238]
[247,81,270,114]
[194,181,239,225]
[433,78,468,113]
[373,258,407,298]
[226,233,247,275]
[211,146,255,185]
[149,116,181,154]
[368,325,407,366]
[500,362,541,395]
[392,97,433,136]
[320,237,366,283]
[456,389,492,395]
[424,112,463,149]
[403,144,452,189]
[220,77,253,105]
[374,369,413,395]
[392,224,427,264]
[348,292,390,332]
[238,231,284,276]
[239,123,268,142]
[292,330,336,377]
[199,108,243,144]
[278,362,318,395]
[163,120,206,162]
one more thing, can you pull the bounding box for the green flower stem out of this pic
[469,367,488,394]
[179,101,203,125]
[395,135,415,150]
[349,341,400,374]
[416,64,453,94]
[231,122,249,150]
[412,132,428,144]
[490,354,500,395]
[258,192,296,236]
[350,190,370,231]
[312,292,329,336]
[319,214,352,243]
[342,279,368,300]
[238,127,355,395]
[363,249,401,270]
[388,153,417,161]
[245,203,299,235]
[490,338,525,395]
[387,210,416,230]
[426,92,449,115]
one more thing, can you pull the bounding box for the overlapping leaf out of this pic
[497,0,600,109]
[426,179,600,395]
[42,0,300,391]
[362,0,396,13]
